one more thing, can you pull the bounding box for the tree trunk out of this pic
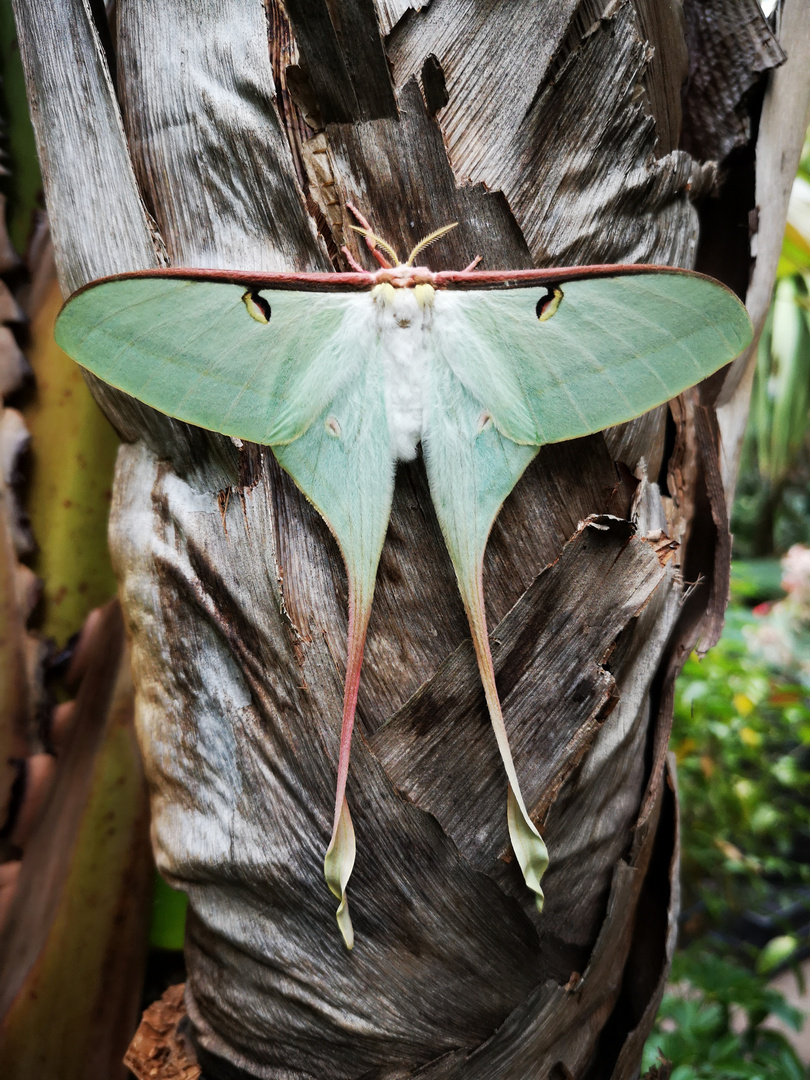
[10,1,806,1077]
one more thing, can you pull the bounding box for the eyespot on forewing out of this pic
[536,287,563,322]
[242,290,271,323]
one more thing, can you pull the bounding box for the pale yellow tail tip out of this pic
[506,784,549,911]
[324,797,357,949]
[335,895,355,950]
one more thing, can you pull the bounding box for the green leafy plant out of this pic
[645,549,810,1076]
[643,948,806,1080]
[673,610,810,922]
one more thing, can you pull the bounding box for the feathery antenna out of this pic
[348,225,401,268]
[407,222,459,265]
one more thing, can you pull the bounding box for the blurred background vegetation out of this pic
[0,4,808,1074]
[643,131,810,1079]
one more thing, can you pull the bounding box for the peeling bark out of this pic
[680,0,785,163]
[9,0,801,1077]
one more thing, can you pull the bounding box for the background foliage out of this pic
[733,132,810,558]
[644,132,810,1077]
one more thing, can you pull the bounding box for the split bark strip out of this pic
[9,0,157,293]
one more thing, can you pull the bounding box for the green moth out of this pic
[55,214,753,949]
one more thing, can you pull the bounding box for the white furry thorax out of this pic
[372,282,435,462]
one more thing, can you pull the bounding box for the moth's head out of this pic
[371,281,435,324]
[375,263,436,288]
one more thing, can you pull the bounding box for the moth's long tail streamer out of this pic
[461,570,549,910]
[323,582,372,950]
[421,380,548,909]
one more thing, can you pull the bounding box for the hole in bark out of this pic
[421,54,448,116]
[87,0,117,87]
[285,64,323,131]
[549,1062,577,1080]
[656,408,677,497]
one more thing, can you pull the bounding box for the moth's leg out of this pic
[341,246,367,273]
[345,201,376,236]
[345,202,396,269]
[461,255,483,272]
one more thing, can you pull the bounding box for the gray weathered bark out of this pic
[10,1,806,1077]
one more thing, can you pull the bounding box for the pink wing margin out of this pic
[63,261,738,298]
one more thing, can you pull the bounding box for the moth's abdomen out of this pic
[373,283,434,461]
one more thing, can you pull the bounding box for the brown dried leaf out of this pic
[125,985,201,1080]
